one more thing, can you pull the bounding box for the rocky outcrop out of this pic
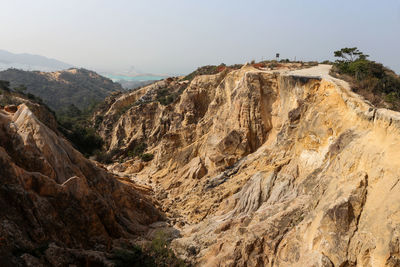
[97,63,400,266]
[0,104,161,266]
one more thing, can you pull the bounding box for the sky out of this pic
[1,0,399,75]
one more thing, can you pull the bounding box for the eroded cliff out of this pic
[96,63,400,266]
[0,104,161,266]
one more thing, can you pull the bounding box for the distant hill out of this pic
[0,68,123,111]
[0,49,73,71]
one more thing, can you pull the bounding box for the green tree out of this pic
[62,103,82,117]
[14,84,27,94]
[334,47,369,62]
[332,47,400,110]
[0,80,10,92]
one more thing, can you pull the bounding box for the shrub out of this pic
[306,61,319,67]
[94,114,103,128]
[117,104,134,117]
[110,244,156,267]
[59,124,104,156]
[0,80,10,92]
[14,84,27,94]
[57,104,104,156]
[126,143,153,162]
[0,94,15,106]
[321,60,333,65]
[94,150,112,164]
[127,143,147,158]
[141,153,154,162]
[332,47,400,110]
[183,65,219,81]
[147,230,187,267]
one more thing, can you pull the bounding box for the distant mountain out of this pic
[0,49,73,71]
[0,68,123,111]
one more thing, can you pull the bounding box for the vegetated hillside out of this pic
[94,60,400,266]
[330,47,400,110]
[0,68,123,111]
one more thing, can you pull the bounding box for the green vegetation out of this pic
[109,231,187,267]
[126,142,154,162]
[57,103,104,156]
[148,230,186,266]
[183,63,246,82]
[116,103,135,116]
[141,153,154,162]
[0,80,11,92]
[0,81,56,119]
[156,87,185,106]
[0,81,15,106]
[331,47,400,109]
[127,142,147,158]
[183,64,232,81]
[94,142,154,164]
[148,230,187,266]
[110,244,156,267]
[0,68,123,111]
[94,148,120,164]
[13,84,27,94]
[0,94,14,106]
[94,114,104,128]
[157,88,175,105]
[183,65,219,81]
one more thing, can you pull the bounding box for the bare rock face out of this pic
[100,65,400,267]
[0,104,161,266]
[97,64,400,266]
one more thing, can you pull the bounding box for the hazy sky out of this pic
[1,0,399,74]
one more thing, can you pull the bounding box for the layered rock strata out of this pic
[0,104,161,266]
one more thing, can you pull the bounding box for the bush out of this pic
[110,244,156,267]
[109,238,187,267]
[95,149,121,164]
[126,142,154,162]
[0,94,15,106]
[94,114,103,128]
[127,143,147,158]
[57,104,104,156]
[117,104,134,117]
[141,153,154,162]
[183,65,220,81]
[146,230,187,267]
[59,124,104,156]
[0,80,10,92]
[332,47,400,110]
[156,88,174,106]
[321,60,333,64]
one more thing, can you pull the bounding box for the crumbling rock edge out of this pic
[98,64,400,266]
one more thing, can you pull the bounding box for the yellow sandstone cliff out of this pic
[97,64,400,266]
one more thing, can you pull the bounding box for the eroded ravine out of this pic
[99,64,400,266]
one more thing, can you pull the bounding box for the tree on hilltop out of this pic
[334,47,369,62]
